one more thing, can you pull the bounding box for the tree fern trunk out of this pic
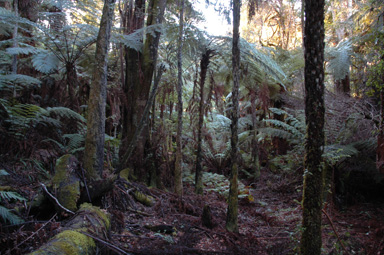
[84,0,115,179]
[195,49,213,195]
[301,0,325,254]
[226,0,241,233]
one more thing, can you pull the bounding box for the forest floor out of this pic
[2,166,384,254]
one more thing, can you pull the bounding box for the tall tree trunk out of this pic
[377,90,384,173]
[250,90,260,178]
[119,0,145,173]
[226,0,241,233]
[300,0,325,254]
[195,49,213,195]
[12,0,18,98]
[174,0,184,196]
[119,0,166,183]
[84,0,115,180]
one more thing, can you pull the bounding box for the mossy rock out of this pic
[52,154,81,212]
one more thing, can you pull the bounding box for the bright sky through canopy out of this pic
[195,1,232,36]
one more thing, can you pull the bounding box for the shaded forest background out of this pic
[1,0,384,254]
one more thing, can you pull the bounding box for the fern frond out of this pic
[323,143,359,164]
[41,138,65,151]
[326,39,353,81]
[0,191,26,202]
[63,133,84,153]
[6,45,38,55]
[0,74,41,91]
[258,127,299,143]
[32,50,60,74]
[45,106,86,124]
[264,119,304,139]
[0,205,23,224]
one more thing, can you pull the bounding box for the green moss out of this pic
[52,154,73,184]
[29,230,95,255]
[79,203,110,230]
[120,168,130,182]
[52,155,80,212]
[134,191,154,207]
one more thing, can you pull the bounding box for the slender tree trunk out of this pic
[377,90,384,173]
[174,0,184,196]
[335,75,350,94]
[12,0,18,98]
[226,0,241,233]
[250,90,260,178]
[195,49,213,195]
[300,0,325,254]
[84,0,115,180]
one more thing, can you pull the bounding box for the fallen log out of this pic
[28,203,110,255]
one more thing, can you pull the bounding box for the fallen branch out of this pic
[40,183,75,215]
[81,231,133,255]
[322,208,350,255]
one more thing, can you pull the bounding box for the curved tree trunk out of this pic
[301,0,325,254]
[226,0,241,233]
[84,0,116,180]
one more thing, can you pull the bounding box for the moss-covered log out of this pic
[28,203,110,255]
[52,154,81,213]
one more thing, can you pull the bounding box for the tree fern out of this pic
[259,108,305,145]
[326,39,353,81]
[0,74,41,92]
[31,50,61,74]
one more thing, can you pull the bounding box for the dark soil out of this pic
[1,166,384,255]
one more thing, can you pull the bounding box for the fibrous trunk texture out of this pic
[195,49,213,195]
[301,0,325,254]
[226,0,241,233]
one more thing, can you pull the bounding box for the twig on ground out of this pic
[81,231,133,255]
[322,208,350,255]
[40,183,75,215]
[11,213,57,252]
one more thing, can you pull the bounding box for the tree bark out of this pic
[301,0,325,254]
[174,0,184,196]
[84,0,115,180]
[195,49,213,195]
[119,0,166,182]
[226,0,241,233]
[377,90,384,173]
[119,0,145,169]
